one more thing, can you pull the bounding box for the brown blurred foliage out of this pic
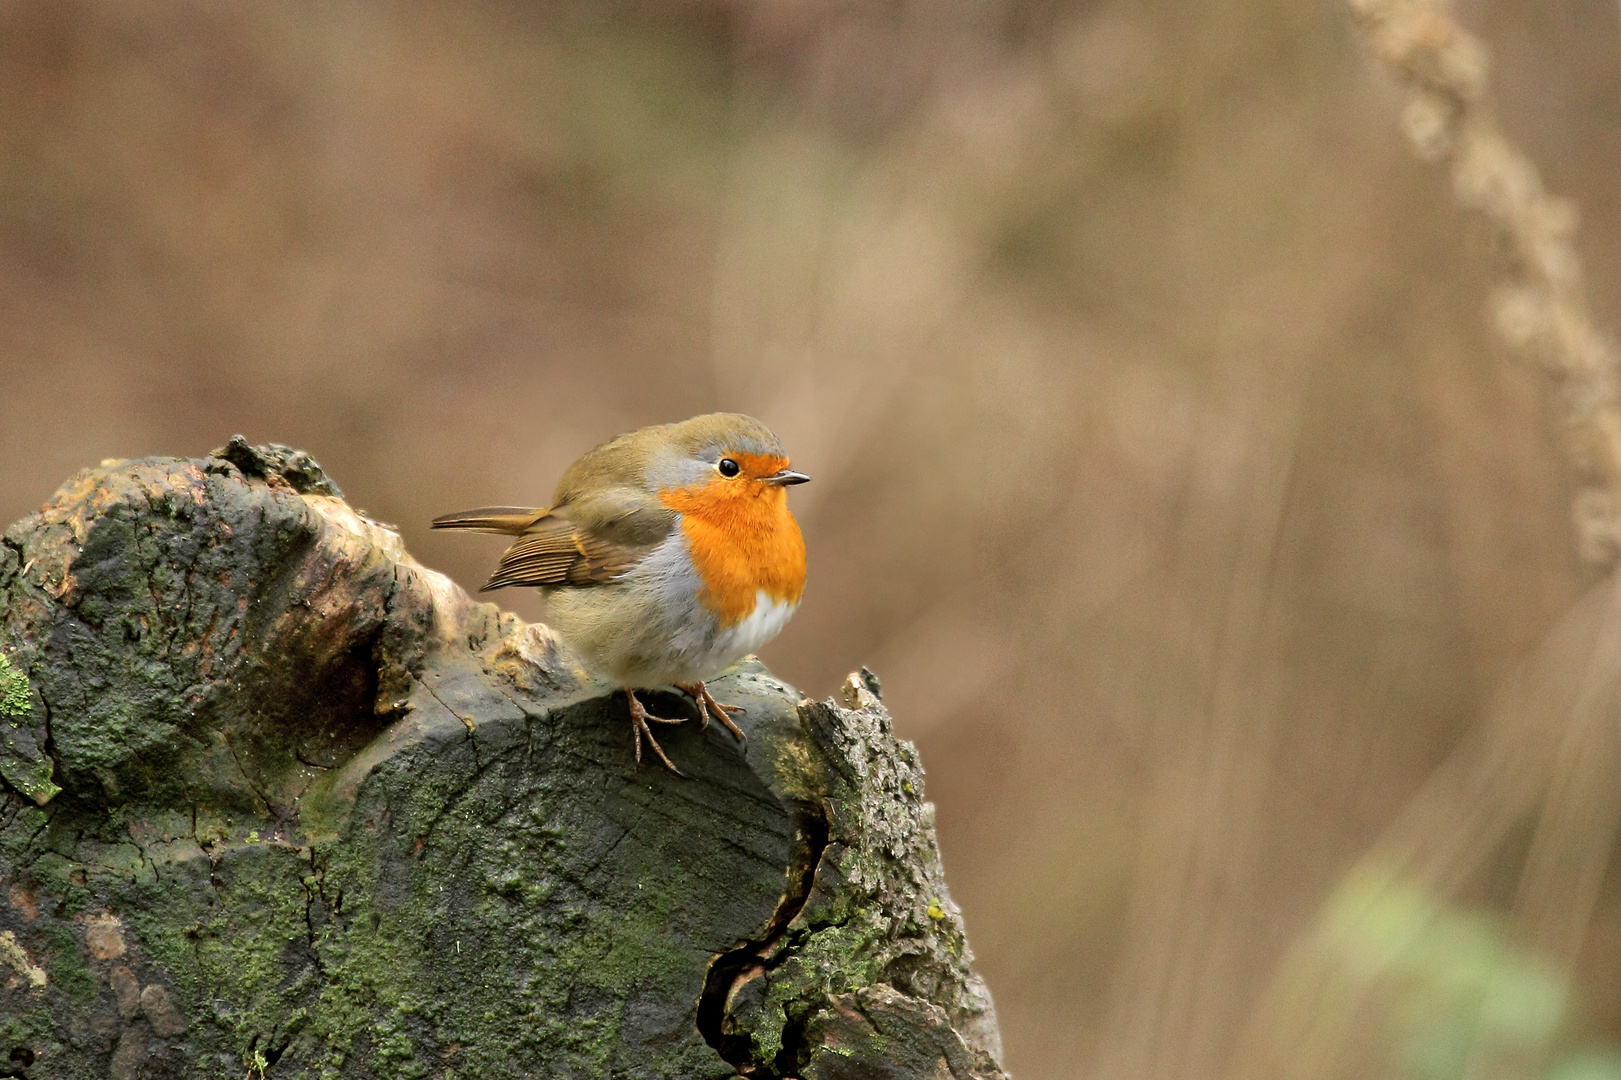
[3,1,1621,1078]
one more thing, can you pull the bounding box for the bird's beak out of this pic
[764,469,811,486]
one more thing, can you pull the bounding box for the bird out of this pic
[432,413,809,773]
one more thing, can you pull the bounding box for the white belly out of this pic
[544,567,799,688]
[706,591,798,670]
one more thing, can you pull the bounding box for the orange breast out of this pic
[658,467,806,628]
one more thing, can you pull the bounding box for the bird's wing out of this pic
[430,506,548,535]
[481,487,676,590]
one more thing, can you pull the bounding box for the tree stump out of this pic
[0,442,1005,1079]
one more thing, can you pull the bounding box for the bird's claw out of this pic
[677,682,747,746]
[624,690,685,775]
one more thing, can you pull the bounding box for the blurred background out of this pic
[3,1,1621,1077]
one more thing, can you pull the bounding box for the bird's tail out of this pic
[430,506,547,535]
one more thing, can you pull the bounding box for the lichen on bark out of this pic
[0,443,1004,1079]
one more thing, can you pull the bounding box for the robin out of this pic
[432,413,809,773]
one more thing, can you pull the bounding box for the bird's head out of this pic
[647,413,810,499]
[552,412,809,517]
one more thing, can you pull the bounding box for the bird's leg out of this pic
[676,681,747,746]
[624,689,685,775]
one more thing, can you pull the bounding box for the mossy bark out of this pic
[0,443,1004,1080]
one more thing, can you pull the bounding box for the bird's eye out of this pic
[717,458,741,478]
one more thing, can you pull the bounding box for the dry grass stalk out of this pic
[1221,6,1621,1079]
[1347,0,1621,564]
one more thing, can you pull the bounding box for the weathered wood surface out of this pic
[0,442,1004,1079]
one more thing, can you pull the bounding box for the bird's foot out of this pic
[625,689,685,775]
[677,681,747,746]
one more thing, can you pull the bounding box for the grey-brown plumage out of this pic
[431,414,785,593]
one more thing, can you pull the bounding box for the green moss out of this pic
[38,923,95,1004]
[29,852,92,915]
[0,653,29,716]
[744,915,893,1063]
[0,801,48,865]
[0,757,60,806]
